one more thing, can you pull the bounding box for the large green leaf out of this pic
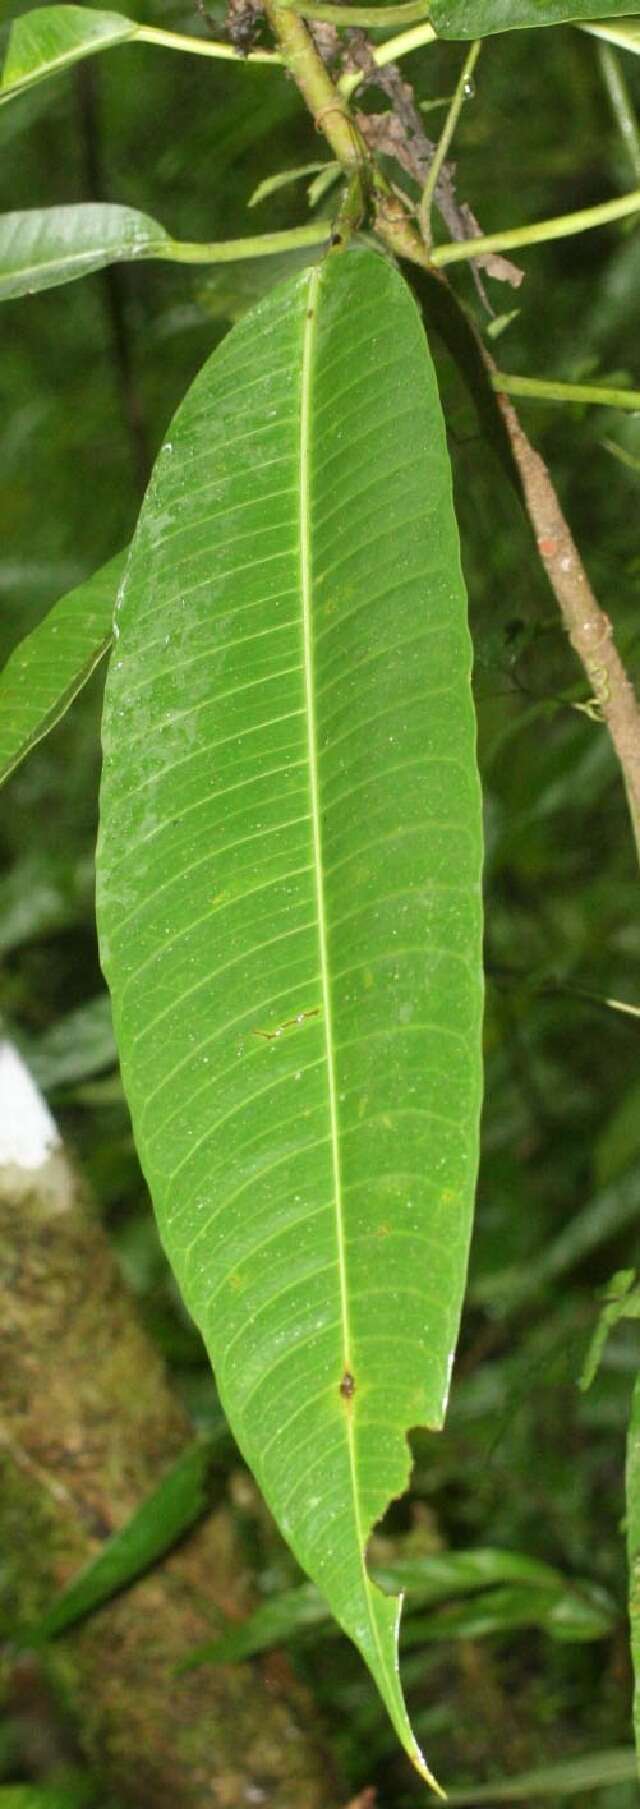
[0,6,137,105]
[431,0,640,36]
[0,552,124,787]
[97,245,483,1786]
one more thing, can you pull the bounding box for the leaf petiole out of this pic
[431,185,640,266]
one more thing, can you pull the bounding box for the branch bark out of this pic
[0,1044,338,1809]
[493,386,640,859]
[260,0,640,861]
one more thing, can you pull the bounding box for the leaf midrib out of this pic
[300,260,385,1672]
[300,264,351,1376]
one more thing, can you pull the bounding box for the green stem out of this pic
[492,371,640,412]
[163,220,332,264]
[263,0,364,169]
[598,41,640,185]
[419,40,480,242]
[339,21,436,95]
[431,184,640,265]
[136,23,281,64]
[280,0,432,22]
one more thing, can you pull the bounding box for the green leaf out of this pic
[0,206,170,301]
[403,1581,615,1645]
[0,6,138,106]
[0,1784,95,1809]
[0,552,123,787]
[181,1548,614,1669]
[28,995,117,1091]
[579,1267,640,1390]
[97,244,483,1788]
[19,1434,223,1645]
[445,1749,638,1804]
[248,162,331,208]
[430,0,640,39]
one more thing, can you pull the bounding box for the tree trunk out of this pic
[0,1042,338,1808]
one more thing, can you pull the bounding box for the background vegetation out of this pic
[1,2,640,1801]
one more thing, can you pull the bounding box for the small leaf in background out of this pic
[0,7,138,106]
[97,245,484,1788]
[27,995,117,1093]
[0,853,95,959]
[0,206,169,302]
[19,1433,225,1647]
[0,552,123,788]
[248,162,331,208]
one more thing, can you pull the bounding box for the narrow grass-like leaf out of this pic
[97,245,483,1786]
[0,1784,95,1809]
[19,1434,223,1646]
[431,0,640,36]
[0,552,123,787]
[249,163,330,208]
[182,1550,614,1668]
[446,1749,638,1804]
[0,7,138,106]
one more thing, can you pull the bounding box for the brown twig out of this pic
[493,384,640,858]
[261,0,640,864]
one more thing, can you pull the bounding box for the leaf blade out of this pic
[0,206,169,302]
[0,6,138,106]
[97,246,483,1784]
[0,551,124,788]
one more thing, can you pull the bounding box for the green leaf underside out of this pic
[97,246,483,1785]
[0,7,137,105]
[431,0,640,36]
[0,552,124,787]
[0,207,169,302]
